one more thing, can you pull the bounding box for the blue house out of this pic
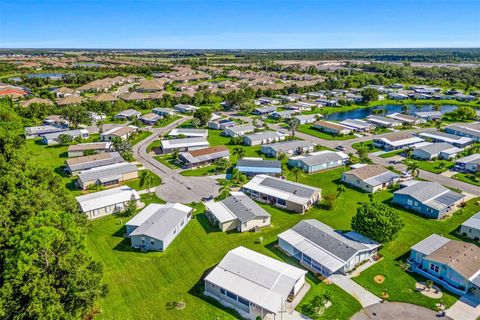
[235,158,282,177]
[392,181,464,219]
[409,234,480,297]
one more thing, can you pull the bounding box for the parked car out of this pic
[335,145,346,151]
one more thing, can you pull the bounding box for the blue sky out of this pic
[1,0,479,49]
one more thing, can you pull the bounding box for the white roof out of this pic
[75,186,140,212]
[411,234,450,255]
[204,246,306,313]
[161,137,209,149]
[462,212,480,231]
[204,201,236,223]
[168,128,208,137]
[378,136,424,147]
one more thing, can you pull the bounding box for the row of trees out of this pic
[0,98,107,319]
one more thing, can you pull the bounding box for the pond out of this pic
[325,104,458,121]
[26,73,66,80]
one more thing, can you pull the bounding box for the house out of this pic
[223,124,256,137]
[278,219,380,276]
[270,110,299,119]
[236,158,282,177]
[89,112,106,123]
[150,109,174,120]
[120,92,150,102]
[260,140,315,158]
[293,114,320,125]
[67,142,112,157]
[160,137,209,153]
[288,150,348,173]
[393,181,465,219]
[136,79,165,92]
[65,151,125,175]
[43,115,69,128]
[409,234,480,297]
[139,113,162,125]
[24,125,68,139]
[242,174,321,213]
[388,92,409,100]
[386,113,426,125]
[412,142,462,160]
[178,146,229,168]
[286,101,317,112]
[92,93,119,103]
[253,106,277,116]
[373,132,424,151]
[76,186,141,219]
[77,162,139,190]
[460,212,480,241]
[204,246,308,320]
[21,97,54,107]
[312,121,351,135]
[255,97,280,105]
[114,109,141,120]
[41,129,89,145]
[417,130,473,148]
[455,154,480,172]
[445,124,480,142]
[366,115,402,128]
[100,125,137,141]
[168,128,208,138]
[208,118,237,130]
[53,86,76,98]
[174,104,199,113]
[243,131,286,146]
[125,203,193,252]
[56,95,83,106]
[341,165,399,193]
[415,111,443,121]
[204,192,271,232]
[338,119,375,132]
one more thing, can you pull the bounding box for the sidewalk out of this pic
[331,274,381,307]
[446,296,480,320]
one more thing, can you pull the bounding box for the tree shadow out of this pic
[196,213,221,234]
[187,267,248,320]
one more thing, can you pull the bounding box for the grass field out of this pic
[297,124,356,140]
[180,165,219,176]
[130,131,152,145]
[402,159,454,173]
[352,141,381,153]
[453,172,480,187]
[378,150,404,158]
[124,170,162,190]
[207,129,263,162]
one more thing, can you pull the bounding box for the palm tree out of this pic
[219,180,231,199]
[233,147,246,160]
[337,184,346,197]
[401,105,410,114]
[434,120,443,130]
[433,104,441,112]
[191,117,201,128]
[139,170,156,195]
[403,146,414,158]
[406,161,420,178]
[286,119,299,138]
[289,167,303,182]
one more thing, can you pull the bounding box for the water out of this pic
[26,73,65,80]
[325,104,458,121]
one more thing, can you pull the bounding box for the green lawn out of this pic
[153,115,182,128]
[352,141,381,153]
[130,131,153,145]
[146,139,161,153]
[180,165,219,177]
[153,154,183,169]
[379,150,404,158]
[207,129,263,162]
[124,170,162,190]
[403,159,454,173]
[453,172,480,187]
[297,124,356,141]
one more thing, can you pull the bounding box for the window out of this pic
[181,219,185,226]
[303,255,312,265]
[237,296,250,307]
[277,198,286,206]
[226,291,237,300]
[429,263,440,273]
[141,237,145,244]
[220,288,226,295]
[150,239,154,245]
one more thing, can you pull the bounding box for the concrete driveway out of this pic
[331,274,381,307]
[132,117,220,203]
[446,296,480,320]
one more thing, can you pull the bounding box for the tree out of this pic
[446,105,476,121]
[193,108,212,126]
[233,147,246,160]
[111,137,133,161]
[60,105,91,128]
[403,146,414,158]
[286,118,299,138]
[289,166,303,182]
[337,184,346,197]
[406,161,420,178]
[190,117,201,128]
[58,134,73,145]
[215,158,230,172]
[139,170,156,195]
[122,195,138,217]
[351,202,404,243]
[361,88,379,103]
[219,180,231,199]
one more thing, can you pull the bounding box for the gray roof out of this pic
[220,193,270,223]
[456,154,480,164]
[245,131,284,141]
[419,130,472,143]
[67,151,124,172]
[414,142,459,154]
[411,234,450,255]
[446,124,480,138]
[394,181,464,210]
[260,176,316,198]
[291,219,373,261]
[262,140,314,153]
[255,106,277,113]
[237,159,282,169]
[77,162,138,184]
[463,212,480,230]
[295,151,347,167]
[129,204,192,240]
[227,124,256,133]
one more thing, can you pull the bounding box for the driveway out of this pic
[351,302,451,320]
[331,274,381,307]
[446,296,480,320]
[132,117,220,203]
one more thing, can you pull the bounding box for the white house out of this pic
[100,125,138,141]
[460,212,480,241]
[160,137,209,153]
[412,142,462,160]
[342,164,400,193]
[223,124,256,137]
[41,129,89,145]
[243,131,286,146]
[125,203,193,252]
[168,128,208,138]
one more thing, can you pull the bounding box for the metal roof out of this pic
[411,234,451,255]
[292,151,348,167]
[394,181,464,210]
[76,186,140,213]
[77,162,138,184]
[462,212,480,230]
[66,152,124,172]
[237,158,282,169]
[262,140,314,153]
[161,137,209,149]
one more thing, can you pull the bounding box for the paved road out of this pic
[351,302,451,320]
[133,117,220,203]
[446,296,480,320]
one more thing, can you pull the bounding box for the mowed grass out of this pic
[352,141,381,153]
[297,124,355,141]
[130,131,153,145]
[180,165,219,176]
[453,172,480,187]
[207,129,263,162]
[403,159,454,173]
[378,149,404,158]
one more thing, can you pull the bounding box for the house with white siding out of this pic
[288,150,348,173]
[341,165,399,193]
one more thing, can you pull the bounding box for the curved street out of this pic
[133,117,220,203]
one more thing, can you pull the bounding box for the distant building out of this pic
[169,128,208,138]
[288,150,348,173]
[178,146,229,168]
[455,154,480,172]
[160,137,209,153]
[312,121,351,135]
[174,104,199,113]
[460,212,480,241]
[373,133,424,150]
[417,130,473,148]
[412,142,462,160]
[41,129,89,145]
[25,125,68,139]
[115,109,141,120]
[341,165,399,193]
[366,115,402,128]
[338,119,375,132]
[100,125,137,142]
[243,131,286,146]
[223,124,256,137]
[235,158,282,177]
[386,113,426,125]
[445,124,480,141]
[260,140,315,158]
[67,142,112,157]
[139,113,162,125]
